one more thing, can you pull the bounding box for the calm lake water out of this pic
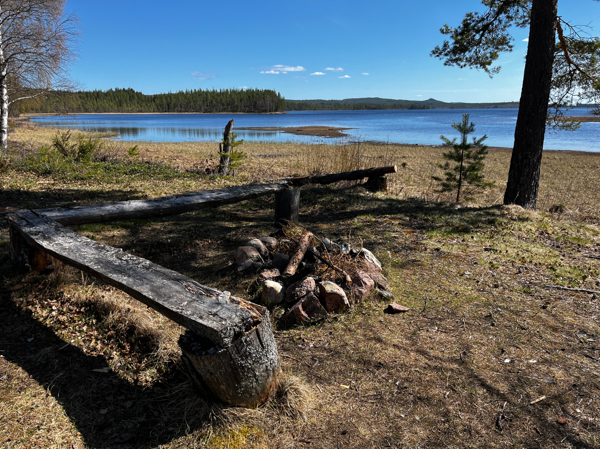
[30,108,600,152]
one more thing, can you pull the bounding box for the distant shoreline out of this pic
[24,111,287,117]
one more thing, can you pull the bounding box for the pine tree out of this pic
[433,114,493,202]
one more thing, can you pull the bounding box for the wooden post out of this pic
[179,302,280,407]
[365,176,388,192]
[218,119,235,175]
[274,188,300,229]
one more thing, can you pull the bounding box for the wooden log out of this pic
[218,119,235,175]
[283,231,313,276]
[7,210,257,347]
[365,175,388,192]
[274,188,300,229]
[288,165,397,187]
[34,182,287,226]
[7,210,281,406]
[179,312,280,407]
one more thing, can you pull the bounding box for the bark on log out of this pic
[179,312,280,407]
[218,119,235,175]
[288,165,397,187]
[283,231,313,276]
[34,183,287,226]
[274,188,300,229]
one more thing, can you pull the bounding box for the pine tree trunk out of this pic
[503,0,558,209]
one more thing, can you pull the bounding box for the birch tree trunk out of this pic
[0,10,8,152]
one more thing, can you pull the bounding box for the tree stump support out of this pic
[365,175,388,192]
[274,188,300,229]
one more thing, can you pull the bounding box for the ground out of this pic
[1,123,600,448]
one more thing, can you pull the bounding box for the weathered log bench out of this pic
[7,210,280,407]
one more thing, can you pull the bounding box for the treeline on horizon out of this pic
[18,87,525,115]
[22,88,286,114]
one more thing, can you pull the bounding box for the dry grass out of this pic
[1,125,600,447]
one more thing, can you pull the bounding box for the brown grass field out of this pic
[1,123,600,448]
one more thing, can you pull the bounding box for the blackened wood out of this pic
[34,183,287,226]
[179,313,281,407]
[6,210,260,347]
[274,188,300,228]
[288,165,397,187]
[218,119,235,175]
[283,231,313,276]
[504,0,558,209]
[365,176,388,192]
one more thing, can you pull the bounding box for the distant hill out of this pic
[285,97,519,111]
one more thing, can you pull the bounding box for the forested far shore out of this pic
[284,97,521,110]
[19,88,286,114]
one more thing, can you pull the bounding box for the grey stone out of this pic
[318,281,349,313]
[261,280,285,305]
[360,248,382,270]
[258,268,280,282]
[384,303,410,314]
[259,236,278,250]
[245,239,269,258]
[235,246,262,266]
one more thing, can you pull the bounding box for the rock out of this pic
[384,303,410,314]
[323,238,341,253]
[360,248,382,271]
[237,259,254,272]
[281,292,326,324]
[300,292,327,320]
[285,277,317,304]
[245,239,269,258]
[318,281,349,313]
[366,269,389,290]
[258,268,280,282]
[376,288,394,300]
[272,253,290,272]
[259,236,278,250]
[350,271,374,302]
[261,280,285,305]
[235,246,262,266]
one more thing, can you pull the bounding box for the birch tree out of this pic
[432,0,600,209]
[0,0,79,151]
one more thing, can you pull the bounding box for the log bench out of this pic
[7,209,280,407]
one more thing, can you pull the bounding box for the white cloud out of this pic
[311,72,326,75]
[339,75,351,79]
[261,65,306,74]
[458,78,466,80]
[522,38,529,42]
[362,72,369,75]
[417,95,423,97]
[191,71,216,81]
[239,86,248,89]
[325,67,344,71]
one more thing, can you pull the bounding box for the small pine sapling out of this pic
[432,113,494,202]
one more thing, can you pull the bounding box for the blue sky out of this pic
[65,0,600,103]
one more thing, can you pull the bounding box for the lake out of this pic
[30,108,600,152]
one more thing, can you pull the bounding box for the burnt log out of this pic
[365,176,388,192]
[6,210,280,406]
[34,183,287,226]
[288,165,397,187]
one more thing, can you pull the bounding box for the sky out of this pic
[64,0,600,103]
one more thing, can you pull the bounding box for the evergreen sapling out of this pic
[433,114,493,202]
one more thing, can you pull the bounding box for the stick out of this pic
[283,231,313,276]
[545,285,600,295]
